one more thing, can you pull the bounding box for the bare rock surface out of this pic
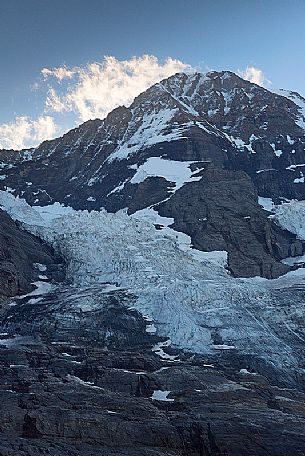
[0,209,63,299]
[0,283,305,455]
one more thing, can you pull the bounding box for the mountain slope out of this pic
[2,71,305,455]
[1,70,305,278]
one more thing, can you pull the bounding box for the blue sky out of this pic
[1,0,305,148]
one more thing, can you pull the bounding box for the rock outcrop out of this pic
[0,209,63,299]
[156,168,302,278]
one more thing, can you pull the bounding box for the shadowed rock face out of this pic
[0,71,305,278]
[1,284,305,456]
[155,169,303,278]
[0,209,64,299]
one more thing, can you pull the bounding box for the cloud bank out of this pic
[0,116,58,150]
[43,55,191,121]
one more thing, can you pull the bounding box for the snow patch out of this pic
[294,172,305,183]
[258,197,275,212]
[130,157,203,192]
[152,340,179,361]
[212,344,236,350]
[108,109,183,162]
[151,390,174,402]
[282,254,305,266]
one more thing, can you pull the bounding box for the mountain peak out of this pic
[1,67,305,281]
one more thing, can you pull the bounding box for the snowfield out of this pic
[129,157,203,191]
[1,191,305,367]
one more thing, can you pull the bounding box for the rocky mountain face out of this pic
[1,71,305,278]
[1,283,305,456]
[0,209,63,300]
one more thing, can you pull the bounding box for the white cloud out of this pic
[41,66,77,81]
[238,66,270,87]
[45,87,67,112]
[43,55,191,121]
[0,55,190,150]
[0,116,58,150]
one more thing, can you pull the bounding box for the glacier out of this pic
[1,191,305,370]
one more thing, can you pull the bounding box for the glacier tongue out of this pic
[0,190,304,364]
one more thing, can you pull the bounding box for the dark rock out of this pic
[0,209,64,299]
[0,285,305,455]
